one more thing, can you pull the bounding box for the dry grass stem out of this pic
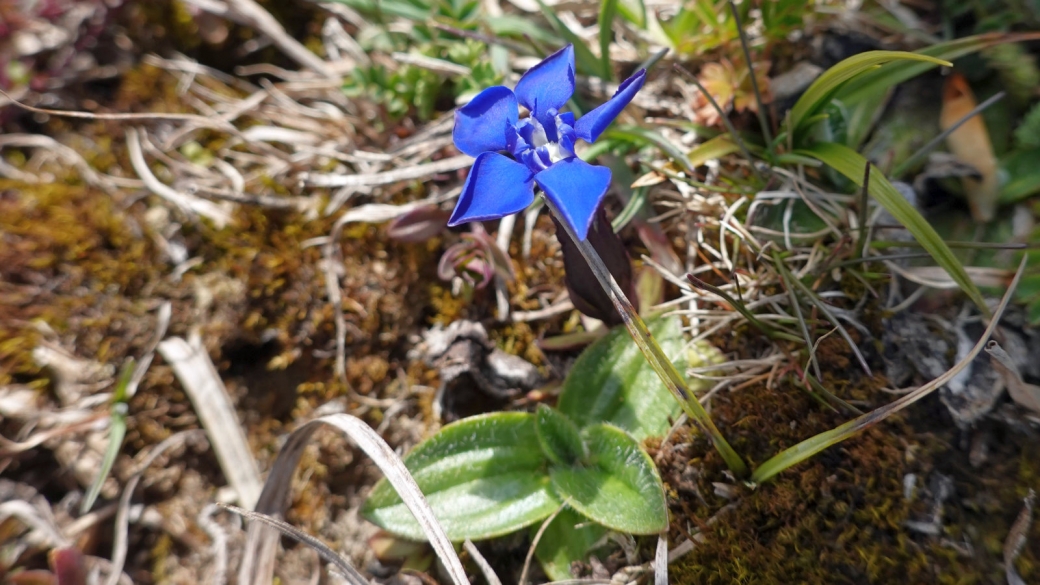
[157,336,263,507]
[239,414,467,585]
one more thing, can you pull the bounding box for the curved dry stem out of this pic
[238,413,468,585]
[225,504,368,585]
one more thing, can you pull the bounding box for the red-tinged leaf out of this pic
[49,548,87,585]
[7,571,59,585]
[386,205,451,242]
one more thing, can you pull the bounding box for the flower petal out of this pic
[535,158,611,241]
[574,69,647,143]
[453,86,519,157]
[515,45,576,120]
[449,152,535,226]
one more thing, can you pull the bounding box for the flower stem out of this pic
[545,199,748,478]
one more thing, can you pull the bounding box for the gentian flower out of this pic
[448,45,646,241]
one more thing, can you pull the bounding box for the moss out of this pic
[428,283,467,325]
[655,358,1040,584]
[150,533,173,583]
[0,180,165,386]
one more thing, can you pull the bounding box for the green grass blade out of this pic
[788,51,950,137]
[836,32,1040,106]
[611,187,648,231]
[615,0,645,28]
[598,0,619,81]
[486,16,560,44]
[605,125,695,172]
[535,1,602,77]
[837,32,1040,149]
[325,0,430,20]
[796,142,989,315]
[750,257,1024,484]
[687,134,741,167]
[81,361,134,513]
[81,406,126,513]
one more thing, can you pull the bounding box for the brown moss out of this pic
[0,181,165,386]
[655,366,1040,584]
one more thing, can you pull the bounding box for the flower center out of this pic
[514,111,575,173]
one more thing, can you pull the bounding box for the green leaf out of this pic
[1014,102,1040,150]
[363,412,560,541]
[842,86,893,150]
[534,508,608,581]
[557,316,684,440]
[796,142,989,315]
[1000,148,1040,204]
[535,405,588,466]
[788,51,950,138]
[549,423,668,534]
[598,0,619,81]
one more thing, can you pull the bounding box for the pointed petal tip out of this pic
[453,86,519,157]
[514,45,577,119]
[574,68,648,144]
[535,158,611,241]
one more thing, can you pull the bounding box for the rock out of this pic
[411,321,543,421]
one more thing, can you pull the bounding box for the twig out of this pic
[197,504,230,585]
[157,335,263,507]
[432,22,529,52]
[0,89,241,132]
[654,533,668,585]
[105,431,206,585]
[495,214,516,322]
[854,163,871,259]
[513,299,575,322]
[775,258,822,382]
[183,0,337,78]
[0,134,119,192]
[126,128,233,228]
[303,154,473,187]
[893,91,1006,177]
[686,274,801,342]
[772,250,871,376]
[464,540,503,585]
[673,64,763,181]
[728,1,773,147]
[519,505,565,585]
[239,414,467,585]
[223,504,368,585]
[1004,489,1035,585]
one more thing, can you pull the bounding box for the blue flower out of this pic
[448,45,646,241]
